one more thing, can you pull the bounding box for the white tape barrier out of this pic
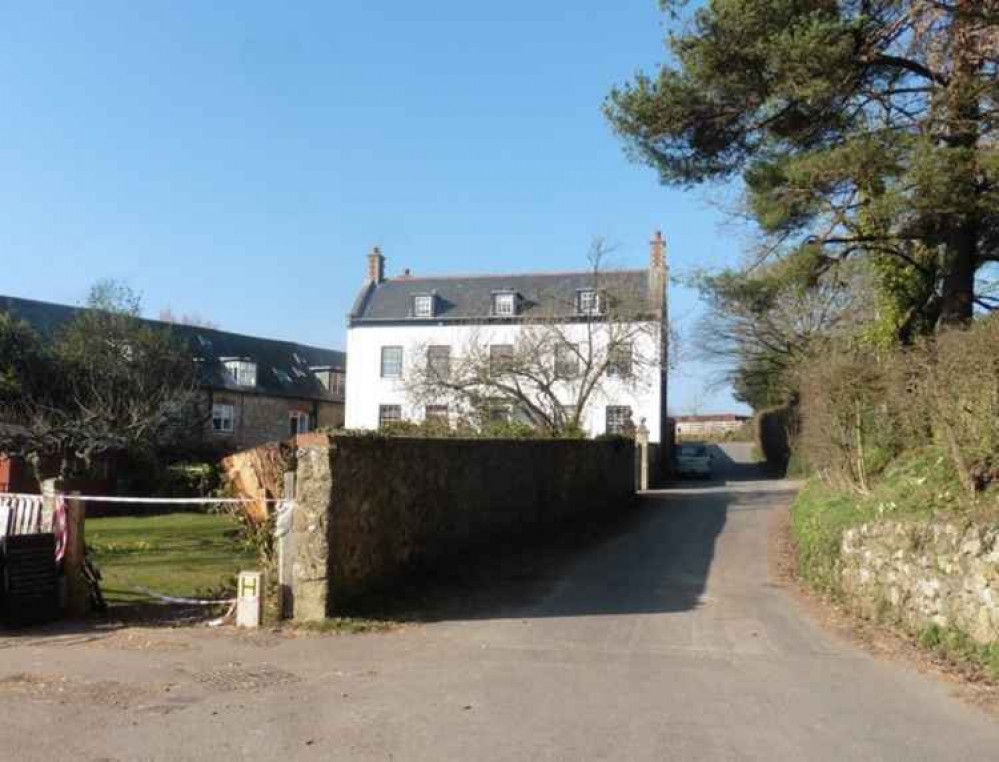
[0,491,291,625]
[122,589,237,627]
[48,495,283,505]
[273,500,295,538]
[1,492,289,507]
[129,586,237,606]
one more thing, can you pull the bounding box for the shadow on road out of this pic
[705,443,768,483]
[345,447,777,625]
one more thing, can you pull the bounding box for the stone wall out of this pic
[315,401,344,431]
[841,519,999,644]
[209,392,344,450]
[290,433,635,620]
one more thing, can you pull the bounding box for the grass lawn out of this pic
[87,511,258,606]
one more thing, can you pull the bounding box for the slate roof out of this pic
[0,294,345,403]
[350,270,651,324]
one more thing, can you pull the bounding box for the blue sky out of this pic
[0,1,749,414]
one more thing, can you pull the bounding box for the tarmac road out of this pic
[1,443,997,761]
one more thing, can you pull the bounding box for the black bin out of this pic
[1,534,60,626]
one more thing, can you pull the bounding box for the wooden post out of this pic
[276,471,296,620]
[63,492,89,618]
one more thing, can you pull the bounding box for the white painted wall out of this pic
[345,321,666,442]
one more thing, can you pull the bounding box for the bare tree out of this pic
[403,241,665,435]
[690,259,872,410]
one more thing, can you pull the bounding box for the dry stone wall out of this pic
[841,519,999,644]
[290,433,635,620]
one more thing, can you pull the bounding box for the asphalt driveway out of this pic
[1,443,997,761]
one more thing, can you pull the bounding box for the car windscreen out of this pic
[679,445,707,457]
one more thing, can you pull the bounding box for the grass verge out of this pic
[790,446,999,679]
[790,447,986,592]
[917,625,999,681]
[88,511,258,606]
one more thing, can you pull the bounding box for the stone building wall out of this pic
[315,401,344,430]
[208,392,344,450]
[239,395,312,448]
[291,433,636,620]
[841,519,999,644]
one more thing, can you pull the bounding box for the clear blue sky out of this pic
[0,1,749,415]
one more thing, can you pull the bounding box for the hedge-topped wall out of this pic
[290,433,636,619]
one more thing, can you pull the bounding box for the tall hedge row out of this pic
[796,316,999,496]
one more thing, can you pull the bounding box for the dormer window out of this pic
[493,292,517,317]
[329,369,345,398]
[577,289,603,316]
[413,295,434,318]
[223,358,257,388]
[310,366,345,399]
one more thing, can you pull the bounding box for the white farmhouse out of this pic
[345,234,669,442]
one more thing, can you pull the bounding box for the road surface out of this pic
[1,443,997,760]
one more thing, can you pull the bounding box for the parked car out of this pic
[676,443,712,479]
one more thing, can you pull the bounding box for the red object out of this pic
[52,496,68,564]
[0,456,39,494]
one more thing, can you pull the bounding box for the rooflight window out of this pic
[413,295,434,318]
[223,359,257,388]
[493,293,516,317]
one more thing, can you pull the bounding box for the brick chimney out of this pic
[367,246,385,284]
[648,230,670,446]
[648,230,668,315]
[650,230,665,269]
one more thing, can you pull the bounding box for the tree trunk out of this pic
[936,0,981,328]
[937,220,977,326]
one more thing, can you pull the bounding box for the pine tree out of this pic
[606,0,999,336]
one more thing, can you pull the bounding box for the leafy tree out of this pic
[605,0,999,338]
[0,281,203,478]
[0,314,53,409]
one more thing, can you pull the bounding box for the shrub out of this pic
[374,418,588,440]
[796,315,999,498]
[755,404,798,476]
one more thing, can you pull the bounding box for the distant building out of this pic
[674,414,749,438]
[344,233,670,442]
[0,295,346,454]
